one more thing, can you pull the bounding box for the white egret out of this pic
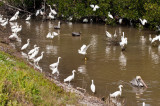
[90,4,99,11]
[119,32,127,51]
[50,57,61,68]
[149,34,152,42]
[119,18,123,24]
[26,14,31,21]
[139,18,147,26]
[108,12,113,19]
[83,18,88,23]
[9,11,19,21]
[21,39,30,50]
[78,44,91,55]
[1,19,8,27]
[35,10,40,16]
[29,47,39,60]
[64,70,76,83]
[9,32,18,40]
[48,12,55,20]
[110,85,123,98]
[34,51,44,65]
[114,30,117,38]
[28,45,37,55]
[90,80,95,93]
[12,25,22,33]
[48,5,57,15]
[51,66,59,76]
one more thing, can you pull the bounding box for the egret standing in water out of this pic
[34,51,44,65]
[64,70,76,84]
[90,80,95,93]
[21,39,30,50]
[54,21,60,29]
[130,76,148,88]
[110,85,123,98]
[78,44,91,61]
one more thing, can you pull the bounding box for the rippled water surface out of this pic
[12,20,160,106]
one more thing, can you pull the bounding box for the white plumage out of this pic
[48,5,57,15]
[21,39,30,50]
[26,15,31,21]
[108,12,113,19]
[143,102,145,106]
[1,19,8,27]
[64,70,76,83]
[106,31,112,38]
[90,4,99,11]
[10,11,19,21]
[29,47,39,60]
[83,18,88,23]
[110,85,123,98]
[78,44,91,55]
[34,51,44,65]
[90,80,95,93]
[48,12,55,20]
[139,18,147,26]
[35,10,40,16]
[28,45,37,55]
[51,66,59,76]
[50,57,61,68]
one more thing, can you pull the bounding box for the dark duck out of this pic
[72,32,81,36]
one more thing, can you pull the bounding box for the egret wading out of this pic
[110,85,123,98]
[64,70,76,84]
[90,80,96,93]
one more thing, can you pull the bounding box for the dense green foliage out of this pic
[3,0,160,30]
[0,51,78,105]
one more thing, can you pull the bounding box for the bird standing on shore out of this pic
[110,85,123,98]
[21,39,30,50]
[90,80,95,93]
[64,70,76,83]
[139,18,147,26]
[50,57,61,68]
[34,51,44,65]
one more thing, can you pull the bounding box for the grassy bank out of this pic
[0,50,78,105]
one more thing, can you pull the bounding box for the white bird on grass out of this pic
[26,14,31,21]
[50,57,61,68]
[34,51,44,65]
[64,70,76,83]
[90,80,95,93]
[90,4,99,11]
[21,39,30,50]
[108,12,113,19]
[28,45,37,55]
[139,18,147,26]
[110,85,123,98]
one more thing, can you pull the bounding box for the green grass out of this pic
[0,51,78,105]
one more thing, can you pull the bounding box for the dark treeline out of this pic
[1,0,160,30]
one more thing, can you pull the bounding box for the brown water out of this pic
[12,20,160,106]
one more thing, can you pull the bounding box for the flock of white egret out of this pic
[1,4,160,106]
